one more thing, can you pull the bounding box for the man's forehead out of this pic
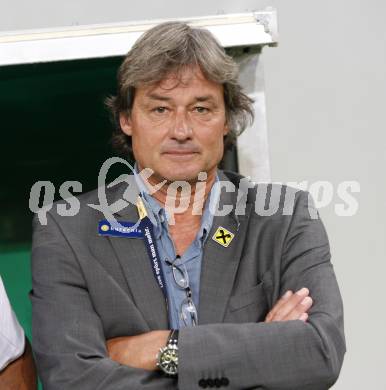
[140,67,223,98]
[160,66,204,83]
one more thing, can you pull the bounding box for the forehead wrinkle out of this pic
[146,93,172,101]
[194,95,215,102]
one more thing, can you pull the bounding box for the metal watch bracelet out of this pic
[156,329,179,376]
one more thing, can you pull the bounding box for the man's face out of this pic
[120,66,228,183]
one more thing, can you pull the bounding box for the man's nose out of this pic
[170,109,193,140]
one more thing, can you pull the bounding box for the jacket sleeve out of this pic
[178,190,346,390]
[30,213,177,390]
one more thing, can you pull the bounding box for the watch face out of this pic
[158,345,178,375]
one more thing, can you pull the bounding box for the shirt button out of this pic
[214,378,222,387]
[207,379,215,387]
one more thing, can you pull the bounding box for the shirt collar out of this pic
[133,163,219,242]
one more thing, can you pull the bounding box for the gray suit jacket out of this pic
[30,170,346,390]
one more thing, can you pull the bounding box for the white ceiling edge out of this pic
[0,10,278,66]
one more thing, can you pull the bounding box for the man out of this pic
[31,22,345,389]
[0,276,36,389]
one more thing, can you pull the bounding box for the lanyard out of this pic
[136,196,169,301]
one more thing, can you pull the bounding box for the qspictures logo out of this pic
[29,157,360,227]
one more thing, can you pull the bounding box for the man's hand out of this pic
[106,289,312,370]
[106,330,170,370]
[265,287,313,323]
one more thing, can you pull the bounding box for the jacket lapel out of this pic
[198,171,252,325]
[102,176,169,330]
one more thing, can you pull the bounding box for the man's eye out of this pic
[194,106,209,114]
[153,107,168,114]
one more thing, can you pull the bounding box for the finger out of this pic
[299,312,309,322]
[265,290,293,322]
[270,287,310,321]
[283,296,313,321]
[265,290,294,322]
[265,287,311,322]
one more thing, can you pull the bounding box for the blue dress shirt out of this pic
[134,168,219,329]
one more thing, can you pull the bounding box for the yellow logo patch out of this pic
[136,196,148,220]
[212,226,234,247]
[101,224,110,232]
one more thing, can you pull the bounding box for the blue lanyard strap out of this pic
[136,196,168,300]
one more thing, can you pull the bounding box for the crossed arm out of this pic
[106,287,314,370]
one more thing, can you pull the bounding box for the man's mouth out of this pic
[162,150,199,160]
[164,150,198,154]
[162,147,200,156]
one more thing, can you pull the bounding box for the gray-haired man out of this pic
[31,22,345,389]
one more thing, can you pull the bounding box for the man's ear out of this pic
[119,112,132,136]
[223,120,229,136]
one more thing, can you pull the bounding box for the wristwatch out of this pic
[156,329,179,376]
